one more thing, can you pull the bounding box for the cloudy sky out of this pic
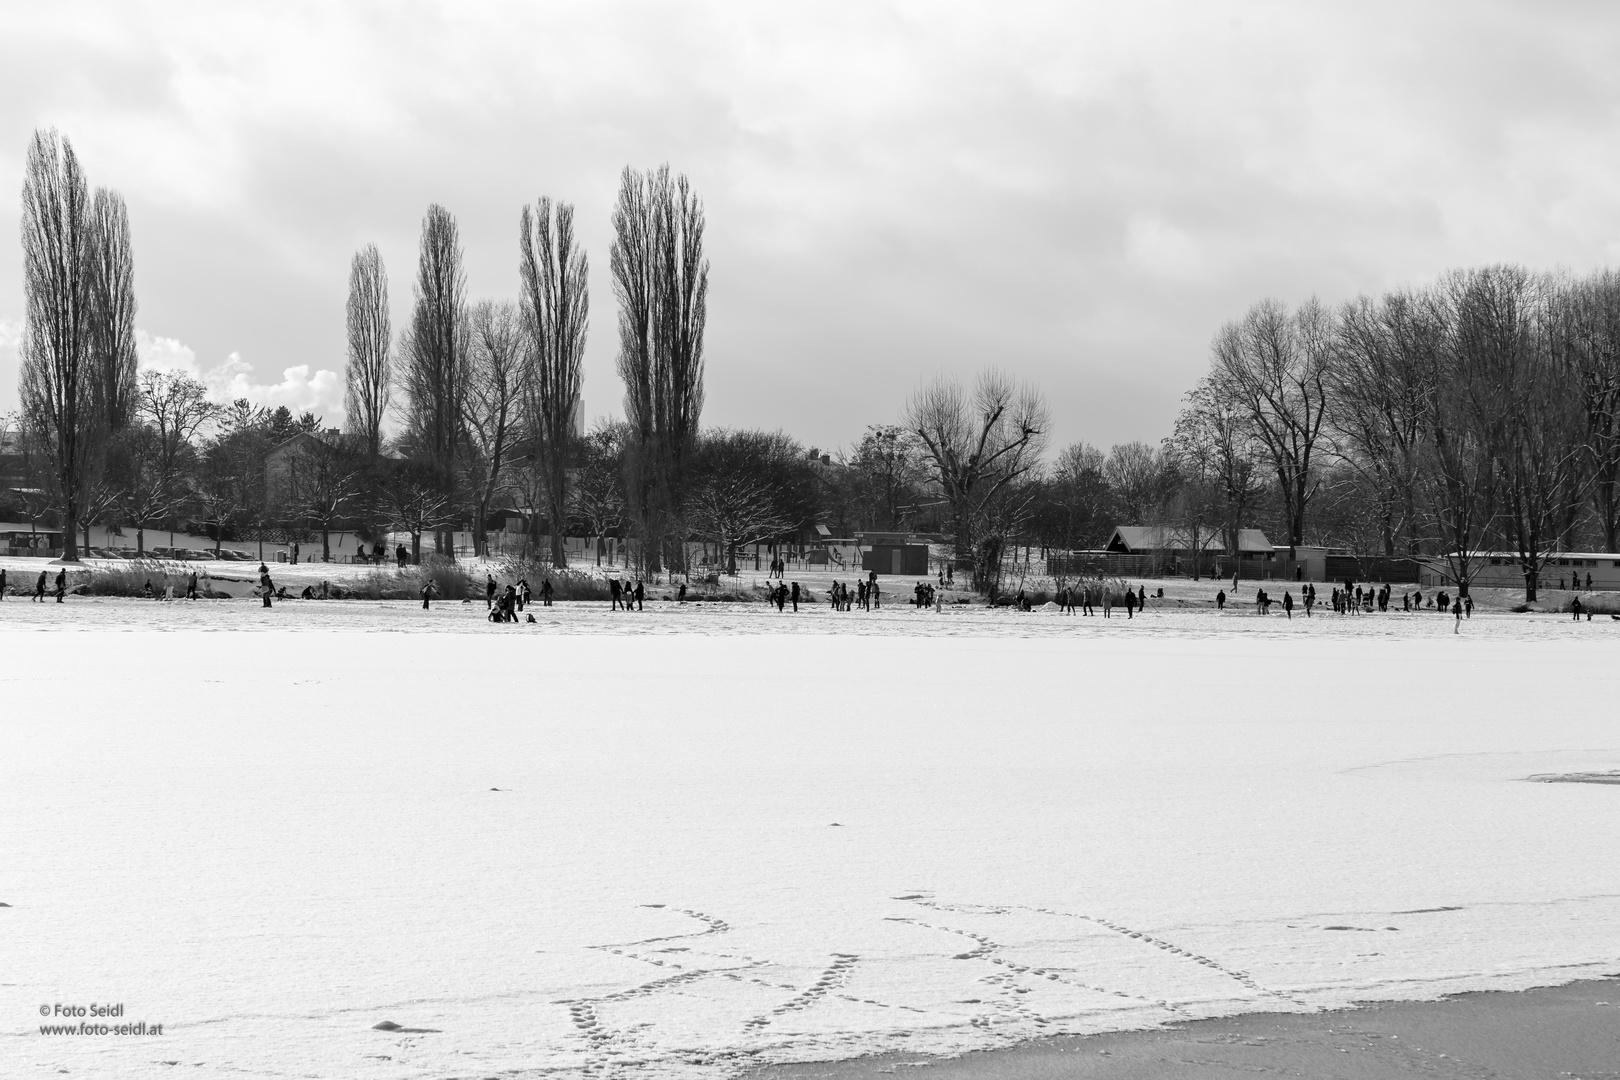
[3,1,1618,454]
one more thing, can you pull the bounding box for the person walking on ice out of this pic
[790,581,800,612]
[421,579,437,610]
[34,570,47,601]
[1283,590,1293,619]
[485,573,497,610]
[259,566,275,608]
[54,567,66,602]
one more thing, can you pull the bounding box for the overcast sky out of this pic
[3,1,1619,455]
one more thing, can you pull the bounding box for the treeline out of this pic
[1166,265,1620,598]
[9,126,1618,599]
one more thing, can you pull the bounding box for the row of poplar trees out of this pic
[16,129,139,562]
[345,165,709,571]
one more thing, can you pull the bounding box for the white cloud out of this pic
[136,330,345,422]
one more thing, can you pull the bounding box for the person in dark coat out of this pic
[609,577,623,611]
[790,581,800,612]
[421,580,437,610]
[34,570,47,601]
[1283,590,1293,619]
[1137,585,1146,610]
[187,570,199,600]
[541,577,554,606]
[634,580,645,611]
[1124,588,1136,619]
[1216,588,1225,611]
[1573,595,1584,621]
[54,567,66,602]
[0,566,6,600]
[1452,596,1463,632]
[485,574,497,610]
[678,582,687,603]
[260,568,275,608]
[397,544,408,568]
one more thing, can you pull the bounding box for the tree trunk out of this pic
[61,506,80,561]
[322,526,331,563]
[137,526,145,556]
[411,532,422,565]
[1524,570,1538,602]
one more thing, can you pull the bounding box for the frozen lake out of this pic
[4,601,1619,1078]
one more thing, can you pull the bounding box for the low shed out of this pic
[862,544,929,576]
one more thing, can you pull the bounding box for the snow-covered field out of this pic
[3,600,1619,1079]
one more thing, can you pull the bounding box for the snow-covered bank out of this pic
[3,625,1618,1079]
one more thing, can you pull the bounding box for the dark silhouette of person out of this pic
[1464,595,1472,618]
[610,578,623,611]
[260,569,274,608]
[634,580,645,611]
[34,570,47,601]
[0,566,6,600]
[187,570,199,599]
[1573,595,1584,621]
[1137,585,1146,610]
[485,574,497,609]
[870,580,881,610]
[678,581,687,603]
[54,567,66,602]
[1124,588,1136,619]
[1216,589,1225,610]
[790,581,800,612]
[541,577,554,606]
[1283,590,1293,619]
[291,541,299,565]
[421,580,437,609]
[1452,596,1463,632]
[1587,571,1593,590]
[396,544,408,568]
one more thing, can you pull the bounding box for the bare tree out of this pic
[571,423,627,566]
[287,437,362,563]
[380,462,454,566]
[687,473,793,576]
[86,188,138,433]
[519,196,589,567]
[1328,290,1440,556]
[1208,297,1332,552]
[398,204,468,556]
[344,243,391,459]
[462,300,524,558]
[112,370,215,554]
[1560,269,1620,552]
[18,128,97,562]
[1174,378,1264,559]
[1102,441,1168,525]
[906,369,1049,587]
[612,164,708,574]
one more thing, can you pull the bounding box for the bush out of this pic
[78,560,183,597]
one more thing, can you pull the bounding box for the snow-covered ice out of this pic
[3,601,1619,1078]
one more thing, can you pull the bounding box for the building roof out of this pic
[1107,525,1272,554]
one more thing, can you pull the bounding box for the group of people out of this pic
[0,567,66,602]
[477,573,556,619]
[827,574,881,611]
[141,570,203,600]
[1047,583,1149,617]
[1210,578,1479,630]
